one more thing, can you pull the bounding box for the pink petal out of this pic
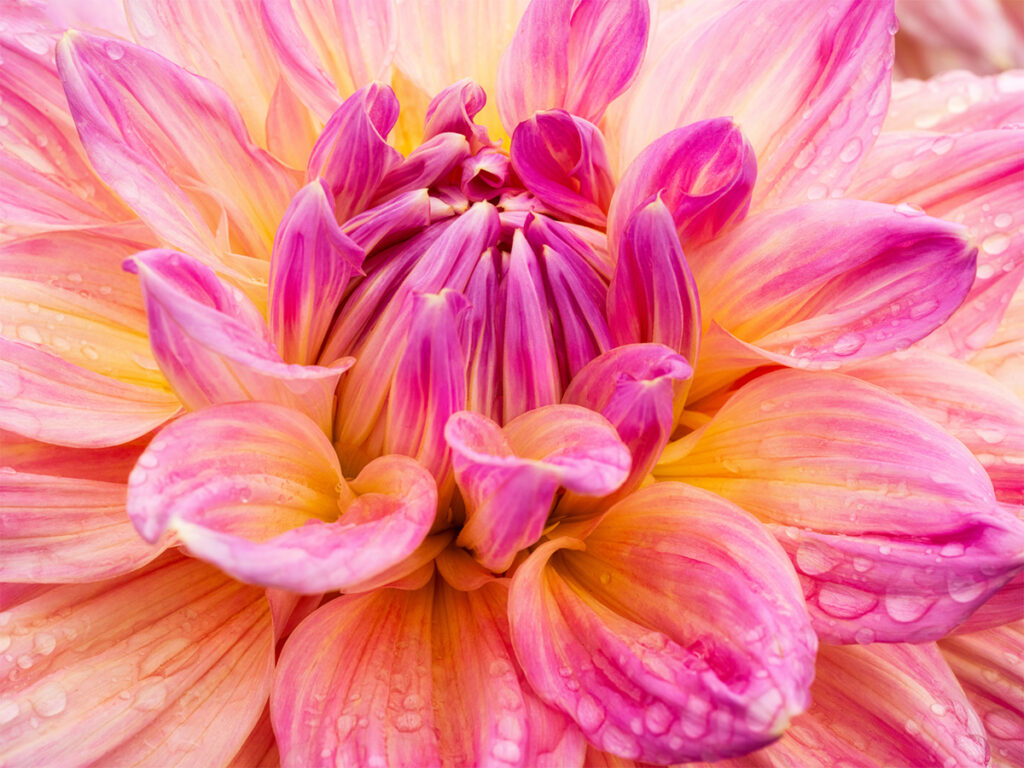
[461,147,513,201]
[272,579,585,768]
[954,567,1024,635]
[306,82,402,221]
[124,0,282,146]
[261,0,396,121]
[563,344,692,501]
[56,31,298,266]
[689,200,976,398]
[343,187,455,252]
[847,128,1024,356]
[0,553,274,767]
[266,75,320,169]
[126,402,435,593]
[423,79,495,152]
[0,430,146,484]
[884,70,1024,132]
[498,0,650,131]
[941,622,1024,768]
[616,0,895,206]
[607,197,702,366]
[699,643,990,768]
[659,369,1024,643]
[509,482,816,763]
[269,180,366,365]
[607,118,756,252]
[0,470,160,582]
[849,350,1024,504]
[447,406,630,571]
[510,110,614,226]
[127,249,349,433]
[971,285,1024,401]
[375,132,471,202]
[0,338,180,448]
[228,705,280,768]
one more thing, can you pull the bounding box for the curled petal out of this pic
[306,82,403,221]
[126,402,435,594]
[510,110,614,226]
[127,249,349,433]
[509,483,816,764]
[375,132,470,202]
[607,197,702,366]
[269,180,366,365]
[498,0,650,130]
[941,622,1024,768]
[659,369,1024,643]
[447,406,629,571]
[0,553,274,768]
[423,79,494,151]
[608,118,756,251]
[272,579,584,768]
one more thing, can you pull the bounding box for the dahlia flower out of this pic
[1,0,1022,766]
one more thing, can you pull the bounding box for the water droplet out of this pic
[930,702,947,716]
[497,714,523,741]
[806,184,828,200]
[981,233,1010,255]
[947,573,987,604]
[33,633,55,656]
[890,161,915,179]
[393,711,421,732]
[16,654,33,669]
[599,572,611,584]
[491,740,522,763]
[0,698,18,724]
[17,325,42,344]
[67,273,83,283]
[884,593,932,623]
[838,138,862,163]
[975,427,1006,444]
[402,694,422,710]
[908,300,938,319]
[930,136,954,155]
[137,452,160,469]
[81,345,100,361]
[104,42,125,60]
[31,681,66,717]
[745,687,783,732]
[894,202,925,217]
[795,541,838,576]
[939,542,965,558]
[134,678,167,711]
[993,213,1013,229]
[853,627,875,644]
[793,145,815,170]
[832,332,865,356]
[644,702,673,735]
[576,695,605,731]
[26,303,40,314]
[946,95,968,114]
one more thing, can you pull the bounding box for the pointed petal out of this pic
[509,483,816,764]
[447,406,630,571]
[849,350,1024,504]
[128,249,349,433]
[607,197,702,365]
[689,200,976,398]
[124,0,282,146]
[261,0,396,121]
[269,181,366,365]
[306,82,403,221]
[423,79,495,152]
[616,0,895,205]
[227,705,280,768]
[702,643,990,768]
[563,344,692,500]
[941,622,1024,768]
[126,402,435,593]
[376,132,470,202]
[272,580,585,768]
[0,338,180,448]
[56,32,298,266]
[510,110,614,226]
[658,369,1024,643]
[608,118,756,252]
[847,128,1024,356]
[0,470,160,582]
[343,187,453,252]
[498,0,650,131]
[884,70,1024,132]
[266,75,321,168]
[0,553,274,768]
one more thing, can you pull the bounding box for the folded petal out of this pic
[56,32,298,268]
[849,350,1024,504]
[0,553,274,768]
[0,470,160,582]
[498,0,650,131]
[128,249,349,433]
[608,118,756,252]
[0,338,180,448]
[272,578,585,768]
[375,132,471,202]
[616,0,894,205]
[689,200,976,398]
[510,110,614,226]
[509,482,816,763]
[697,643,990,768]
[269,180,366,365]
[306,82,403,221]
[447,406,630,572]
[607,197,702,366]
[423,79,495,152]
[941,622,1024,768]
[847,128,1024,356]
[126,402,435,593]
[563,344,692,501]
[884,70,1024,132]
[261,0,396,121]
[658,369,1024,643]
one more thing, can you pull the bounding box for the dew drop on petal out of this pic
[31,681,66,717]
[994,213,1013,229]
[491,740,522,763]
[838,138,862,163]
[831,332,865,356]
[0,699,18,724]
[134,678,168,711]
[883,592,931,623]
[981,233,1010,255]
[576,695,606,732]
[104,42,125,60]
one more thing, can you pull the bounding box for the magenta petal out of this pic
[510,110,614,226]
[564,344,692,500]
[423,78,494,151]
[306,82,402,221]
[608,196,702,367]
[375,132,470,203]
[269,180,366,365]
[497,0,650,130]
[608,118,757,251]
[127,249,349,433]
